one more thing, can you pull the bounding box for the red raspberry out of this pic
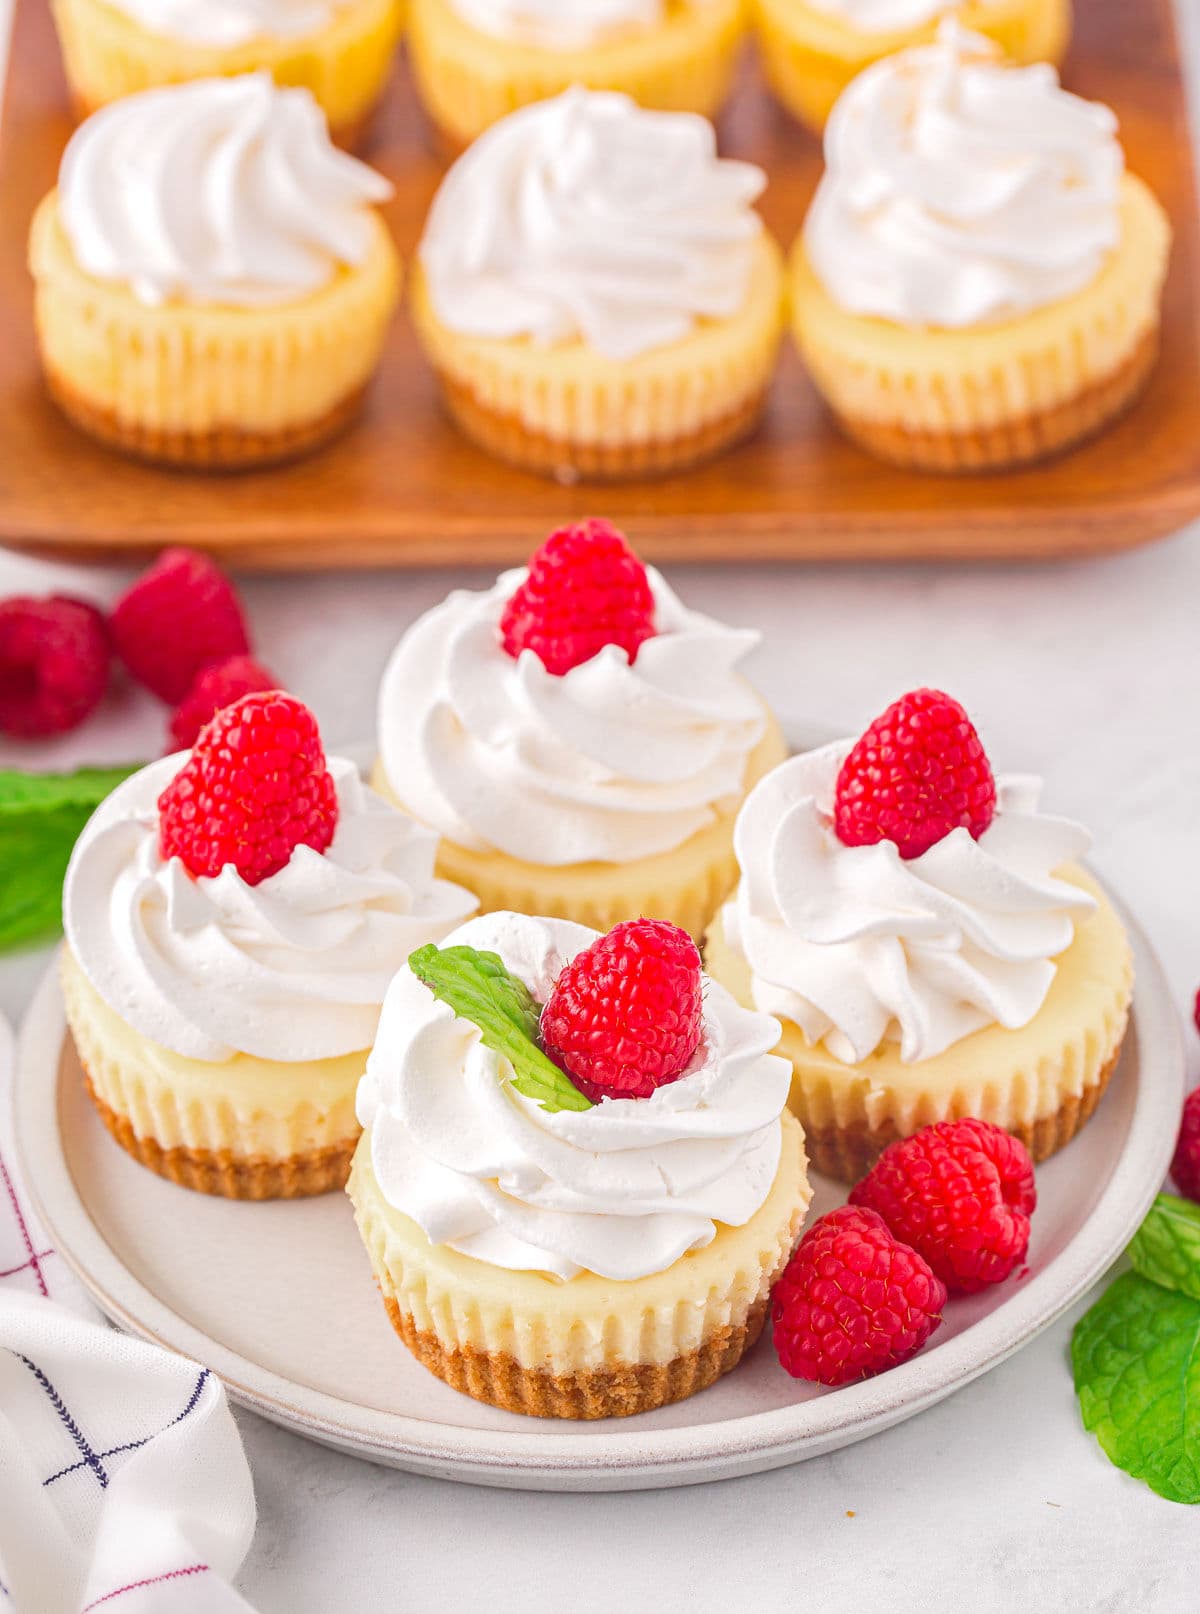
[850,1119,1037,1295]
[158,692,337,886]
[772,1205,947,1387]
[168,655,280,752]
[111,548,250,703]
[500,519,656,676]
[834,688,997,861]
[541,918,703,1103]
[1171,1089,1200,1204]
[0,596,110,738]
[1194,988,1200,1037]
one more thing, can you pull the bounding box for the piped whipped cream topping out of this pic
[803,0,974,31]
[449,0,666,48]
[64,756,477,1064]
[377,566,767,866]
[418,87,766,361]
[804,22,1124,328]
[102,0,356,47]
[357,912,791,1281]
[723,742,1097,1065]
[58,73,394,308]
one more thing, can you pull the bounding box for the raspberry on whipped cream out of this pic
[499,519,657,676]
[721,741,1097,1065]
[541,917,704,1101]
[376,553,767,867]
[356,911,792,1281]
[64,756,477,1064]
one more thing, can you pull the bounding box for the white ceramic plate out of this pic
[12,749,1185,1492]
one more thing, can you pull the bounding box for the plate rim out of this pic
[12,850,1185,1490]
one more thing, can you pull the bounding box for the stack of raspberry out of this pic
[773,1119,1039,1386]
[0,547,278,748]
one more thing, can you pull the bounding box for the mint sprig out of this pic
[1072,1269,1200,1504]
[0,766,142,952]
[408,943,593,1114]
[1128,1194,1200,1303]
[1073,1193,1200,1504]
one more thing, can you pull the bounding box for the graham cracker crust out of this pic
[45,370,368,472]
[381,1292,772,1419]
[83,1072,357,1200]
[436,375,770,483]
[800,1041,1125,1185]
[833,328,1159,474]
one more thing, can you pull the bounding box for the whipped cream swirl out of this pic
[723,743,1097,1065]
[419,87,766,361]
[803,0,971,31]
[59,73,394,308]
[64,756,477,1064]
[357,912,791,1281]
[449,0,666,48]
[805,22,1124,328]
[103,0,357,46]
[377,566,767,866]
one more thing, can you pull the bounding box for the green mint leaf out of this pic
[1129,1194,1200,1302]
[1072,1270,1200,1504]
[0,765,143,952]
[408,943,593,1114]
[0,765,142,814]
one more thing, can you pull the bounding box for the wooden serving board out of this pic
[1,0,1199,570]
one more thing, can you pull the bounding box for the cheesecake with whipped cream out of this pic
[789,21,1170,471]
[61,695,476,1199]
[28,73,401,468]
[705,689,1133,1181]
[411,86,785,479]
[372,519,786,939]
[349,910,812,1417]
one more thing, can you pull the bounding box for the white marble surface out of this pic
[4,2,1200,1607]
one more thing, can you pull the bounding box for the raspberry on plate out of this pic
[0,595,110,738]
[500,519,656,676]
[111,547,251,704]
[168,655,280,752]
[1172,1089,1200,1204]
[772,1205,947,1387]
[834,687,997,860]
[540,917,703,1103]
[158,691,338,887]
[850,1119,1037,1294]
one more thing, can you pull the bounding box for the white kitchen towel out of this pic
[0,1011,259,1614]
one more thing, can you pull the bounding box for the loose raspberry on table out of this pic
[158,692,337,887]
[540,918,703,1103]
[168,655,280,752]
[111,547,250,703]
[834,687,997,861]
[0,595,110,738]
[500,519,656,676]
[850,1119,1037,1295]
[1193,988,1200,1038]
[772,1205,947,1387]
[1171,1089,1200,1204]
